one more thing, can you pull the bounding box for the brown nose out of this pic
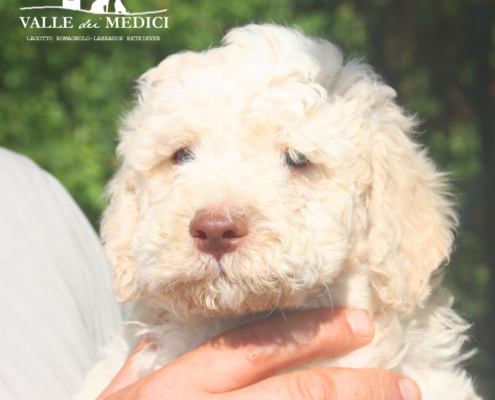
[189,210,248,261]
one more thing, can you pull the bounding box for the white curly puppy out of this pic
[79,24,481,399]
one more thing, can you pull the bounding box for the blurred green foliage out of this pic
[1,0,494,397]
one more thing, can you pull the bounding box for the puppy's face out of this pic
[103,25,454,316]
[130,79,363,314]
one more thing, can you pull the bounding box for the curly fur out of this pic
[77,24,481,399]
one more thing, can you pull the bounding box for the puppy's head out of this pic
[102,25,456,315]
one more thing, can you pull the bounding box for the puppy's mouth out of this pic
[155,264,323,316]
[140,209,326,315]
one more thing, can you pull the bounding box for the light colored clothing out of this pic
[0,148,122,399]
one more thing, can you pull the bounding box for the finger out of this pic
[221,367,422,400]
[155,308,374,393]
[97,336,150,400]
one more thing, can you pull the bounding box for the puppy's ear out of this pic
[101,165,142,302]
[367,96,456,315]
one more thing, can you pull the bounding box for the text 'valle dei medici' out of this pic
[19,16,169,29]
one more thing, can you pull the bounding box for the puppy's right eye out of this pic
[173,148,195,164]
[285,150,309,168]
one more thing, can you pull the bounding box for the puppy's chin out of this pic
[137,247,328,316]
[151,277,322,316]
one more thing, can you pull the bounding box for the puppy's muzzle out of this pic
[189,210,248,261]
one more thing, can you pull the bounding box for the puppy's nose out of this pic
[189,210,248,261]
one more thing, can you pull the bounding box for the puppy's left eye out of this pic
[173,148,195,164]
[285,151,309,168]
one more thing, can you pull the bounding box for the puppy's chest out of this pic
[133,316,252,375]
[133,314,393,378]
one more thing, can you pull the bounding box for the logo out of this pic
[21,0,168,15]
[19,1,169,32]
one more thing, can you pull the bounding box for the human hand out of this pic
[97,308,421,399]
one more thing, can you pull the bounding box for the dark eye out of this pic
[173,148,195,164]
[285,150,309,168]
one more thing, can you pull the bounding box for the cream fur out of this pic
[77,24,481,399]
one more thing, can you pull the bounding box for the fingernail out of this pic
[399,379,422,400]
[346,310,374,339]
